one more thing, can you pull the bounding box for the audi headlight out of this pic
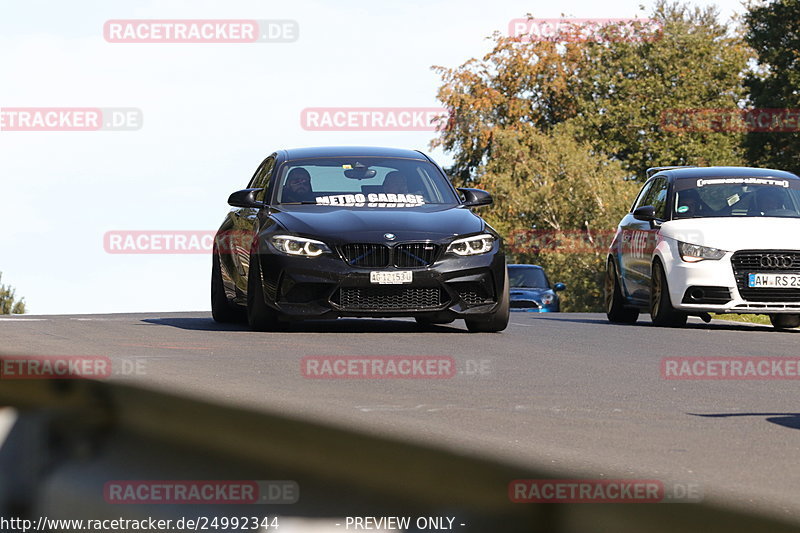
[678,241,726,262]
[270,235,330,257]
[446,234,495,256]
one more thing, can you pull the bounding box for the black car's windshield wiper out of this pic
[279,201,319,205]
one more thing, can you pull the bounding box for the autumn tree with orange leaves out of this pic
[432,1,751,310]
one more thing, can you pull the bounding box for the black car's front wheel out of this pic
[465,271,510,333]
[211,247,245,323]
[650,261,687,327]
[247,253,282,332]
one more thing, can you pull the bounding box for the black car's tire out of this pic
[465,271,510,333]
[770,314,800,330]
[211,248,245,323]
[650,260,687,327]
[605,259,639,324]
[247,253,281,332]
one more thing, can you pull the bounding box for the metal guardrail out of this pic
[0,360,798,532]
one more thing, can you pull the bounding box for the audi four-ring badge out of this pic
[605,166,800,329]
[211,147,509,332]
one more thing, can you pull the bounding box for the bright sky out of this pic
[0,0,747,314]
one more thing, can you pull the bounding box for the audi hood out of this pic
[660,218,800,251]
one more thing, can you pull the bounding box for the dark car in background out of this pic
[211,146,509,332]
[508,264,565,312]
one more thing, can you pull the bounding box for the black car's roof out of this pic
[279,146,429,161]
[655,166,800,181]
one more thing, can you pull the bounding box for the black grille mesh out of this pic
[340,243,439,268]
[334,287,444,310]
[340,244,390,268]
[453,281,495,306]
[394,243,440,268]
[511,300,540,309]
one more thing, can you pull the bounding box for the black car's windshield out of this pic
[275,157,459,207]
[509,267,549,288]
[673,177,800,219]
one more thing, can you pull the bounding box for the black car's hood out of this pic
[270,205,485,242]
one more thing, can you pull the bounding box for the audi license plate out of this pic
[370,271,412,284]
[748,273,800,288]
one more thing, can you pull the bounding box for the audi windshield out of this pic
[673,176,800,219]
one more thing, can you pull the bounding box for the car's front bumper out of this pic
[510,301,557,312]
[662,246,800,314]
[255,246,506,319]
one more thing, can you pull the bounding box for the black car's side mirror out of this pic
[554,282,566,292]
[632,205,657,221]
[458,188,493,207]
[227,188,264,208]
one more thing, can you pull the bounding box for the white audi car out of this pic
[605,166,800,329]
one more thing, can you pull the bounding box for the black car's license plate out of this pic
[370,271,412,284]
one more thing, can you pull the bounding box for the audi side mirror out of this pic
[633,205,657,221]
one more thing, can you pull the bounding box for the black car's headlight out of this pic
[270,235,331,257]
[678,241,726,262]
[446,234,495,256]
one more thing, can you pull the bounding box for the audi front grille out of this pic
[731,250,800,302]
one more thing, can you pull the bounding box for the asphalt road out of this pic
[1,312,799,525]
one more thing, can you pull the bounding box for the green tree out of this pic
[431,1,751,310]
[0,273,26,314]
[743,0,800,169]
[432,1,752,183]
[476,124,638,311]
[574,2,752,178]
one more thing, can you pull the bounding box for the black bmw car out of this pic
[211,146,509,332]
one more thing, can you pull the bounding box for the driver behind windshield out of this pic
[755,187,788,215]
[281,168,315,203]
[383,171,409,194]
[676,189,707,217]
